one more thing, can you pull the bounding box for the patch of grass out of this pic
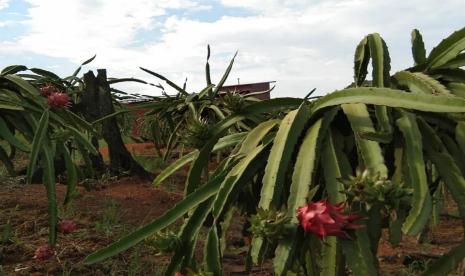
[82,170,119,191]
[0,206,22,247]
[0,166,7,178]
[1,222,12,245]
[400,255,432,275]
[95,199,121,236]
[144,228,179,255]
[90,245,163,275]
[99,170,119,187]
[60,261,73,276]
[127,249,143,276]
[58,201,78,219]
[127,246,166,276]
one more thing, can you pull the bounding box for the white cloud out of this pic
[0,0,9,10]
[6,0,465,97]
[19,0,179,58]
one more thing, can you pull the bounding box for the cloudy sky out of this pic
[0,0,463,97]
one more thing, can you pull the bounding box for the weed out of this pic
[127,249,142,276]
[95,199,120,235]
[99,170,119,187]
[60,261,73,276]
[82,170,119,191]
[145,229,179,254]
[1,222,12,245]
[58,201,77,219]
[400,255,432,275]
[127,246,166,275]
[0,166,7,178]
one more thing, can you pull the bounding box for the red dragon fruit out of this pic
[33,244,54,261]
[40,84,57,97]
[58,220,77,234]
[297,200,364,239]
[47,92,70,108]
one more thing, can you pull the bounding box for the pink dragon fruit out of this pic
[34,244,54,261]
[297,200,364,239]
[47,92,70,108]
[58,220,77,234]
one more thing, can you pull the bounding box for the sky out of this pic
[0,0,464,98]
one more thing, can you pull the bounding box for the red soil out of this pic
[1,177,464,275]
[99,143,156,158]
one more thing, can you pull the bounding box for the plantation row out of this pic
[1,27,465,275]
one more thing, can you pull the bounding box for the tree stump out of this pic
[80,69,149,178]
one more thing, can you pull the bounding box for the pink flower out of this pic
[47,92,70,108]
[58,220,77,234]
[34,245,54,261]
[297,200,364,239]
